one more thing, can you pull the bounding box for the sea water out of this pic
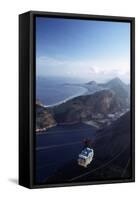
[36,76,87,106]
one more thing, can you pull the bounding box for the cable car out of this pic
[78,147,94,167]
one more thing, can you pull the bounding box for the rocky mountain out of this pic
[86,80,97,86]
[36,103,57,132]
[50,88,127,125]
[84,80,103,94]
[106,77,128,89]
[99,77,130,105]
[36,77,130,131]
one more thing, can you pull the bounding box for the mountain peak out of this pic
[86,80,97,85]
[106,77,125,86]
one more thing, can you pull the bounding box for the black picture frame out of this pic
[19,11,135,189]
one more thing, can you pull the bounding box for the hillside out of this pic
[99,77,130,105]
[46,112,131,183]
[50,88,128,125]
[36,77,130,131]
[36,103,57,132]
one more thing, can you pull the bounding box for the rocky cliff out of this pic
[51,89,128,124]
[36,103,57,132]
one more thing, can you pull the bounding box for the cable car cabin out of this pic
[78,147,94,167]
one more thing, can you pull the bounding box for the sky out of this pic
[36,17,130,83]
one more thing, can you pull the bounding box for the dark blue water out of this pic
[36,76,87,106]
[35,123,97,183]
[35,77,95,183]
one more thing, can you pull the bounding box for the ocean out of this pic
[36,123,97,183]
[36,76,87,106]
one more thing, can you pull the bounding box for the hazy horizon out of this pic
[36,17,130,84]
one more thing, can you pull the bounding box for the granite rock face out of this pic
[51,89,128,124]
[36,103,57,132]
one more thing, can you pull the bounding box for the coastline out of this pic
[38,85,88,109]
[36,85,88,133]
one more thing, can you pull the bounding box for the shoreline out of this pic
[38,85,88,109]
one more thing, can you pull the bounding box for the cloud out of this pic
[36,55,130,83]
